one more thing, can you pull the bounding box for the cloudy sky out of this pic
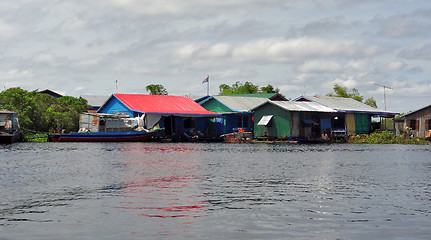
[1,0,430,113]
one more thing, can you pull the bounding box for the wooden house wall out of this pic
[290,112,300,137]
[254,103,290,138]
[98,98,134,117]
[201,99,231,113]
[354,113,371,135]
[201,99,255,134]
[346,113,356,135]
[404,106,431,137]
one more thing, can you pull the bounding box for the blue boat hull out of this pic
[48,131,155,142]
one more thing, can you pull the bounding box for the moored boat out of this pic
[47,130,156,142]
[0,110,21,144]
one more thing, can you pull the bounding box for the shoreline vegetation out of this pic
[348,130,429,144]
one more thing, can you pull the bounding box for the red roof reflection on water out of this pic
[118,143,210,223]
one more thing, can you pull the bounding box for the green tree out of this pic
[146,84,168,95]
[260,84,280,93]
[364,97,377,108]
[219,81,261,95]
[0,87,39,128]
[0,88,88,133]
[327,83,377,108]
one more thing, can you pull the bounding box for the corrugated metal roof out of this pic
[294,95,398,115]
[0,110,16,114]
[222,93,278,98]
[267,101,336,112]
[114,94,220,116]
[213,96,269,112]
[403,104,431,117]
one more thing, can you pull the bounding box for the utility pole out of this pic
[373,83,393,111]
[373,83,393,131]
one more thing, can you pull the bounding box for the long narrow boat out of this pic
[47,130,155,142]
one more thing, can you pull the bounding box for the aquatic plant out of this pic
[349,131,428,144]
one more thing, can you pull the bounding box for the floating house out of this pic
[97,94,220,140]
[251,101,336,140]
[294,95,398,136]
[38,89,63,98]
[199,95,282,135]
[402,104,431,138]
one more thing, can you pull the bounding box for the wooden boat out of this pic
[0,110,21,144]
[47,130,156,142]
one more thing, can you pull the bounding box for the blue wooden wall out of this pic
[98,97,134,116]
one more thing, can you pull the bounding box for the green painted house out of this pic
[251,101,335,139]
[199,95,285,135]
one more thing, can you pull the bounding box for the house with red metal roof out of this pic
[97,94,221,140]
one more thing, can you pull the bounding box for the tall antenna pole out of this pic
[373,83,393,111]
[115,80,118,93]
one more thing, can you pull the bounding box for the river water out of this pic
[0,142,430,240]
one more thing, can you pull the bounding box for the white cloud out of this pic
[398,43,431,60]
[232,37,383,63]
[0,69,34,80]
[59,17,87,32]
[331,76,358,89]
[32,53,56,65]
[297,60,342,73]
[0,20,18,40]
[345,60,367,71]
[201,43,231,58]
[380,61,407,72]
[106,0,285,15]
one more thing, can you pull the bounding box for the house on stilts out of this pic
[293,95,398,139]
[251,100,336,141]
[401,104,431,138]
[97,94,221,141]
[198,94,287,135]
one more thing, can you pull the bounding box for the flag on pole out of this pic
[202,75,209,84]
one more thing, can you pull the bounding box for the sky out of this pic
[1,0,430,113]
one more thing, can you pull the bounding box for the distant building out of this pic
[403,104,431,138]
[38,89,63,98]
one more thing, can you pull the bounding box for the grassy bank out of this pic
[24,133,48,142]
[349,131,429,144]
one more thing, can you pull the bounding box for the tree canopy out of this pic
[219,81,279,95]
[327,84,377,108]
[146,84,168,95]
[0,87,89,133]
